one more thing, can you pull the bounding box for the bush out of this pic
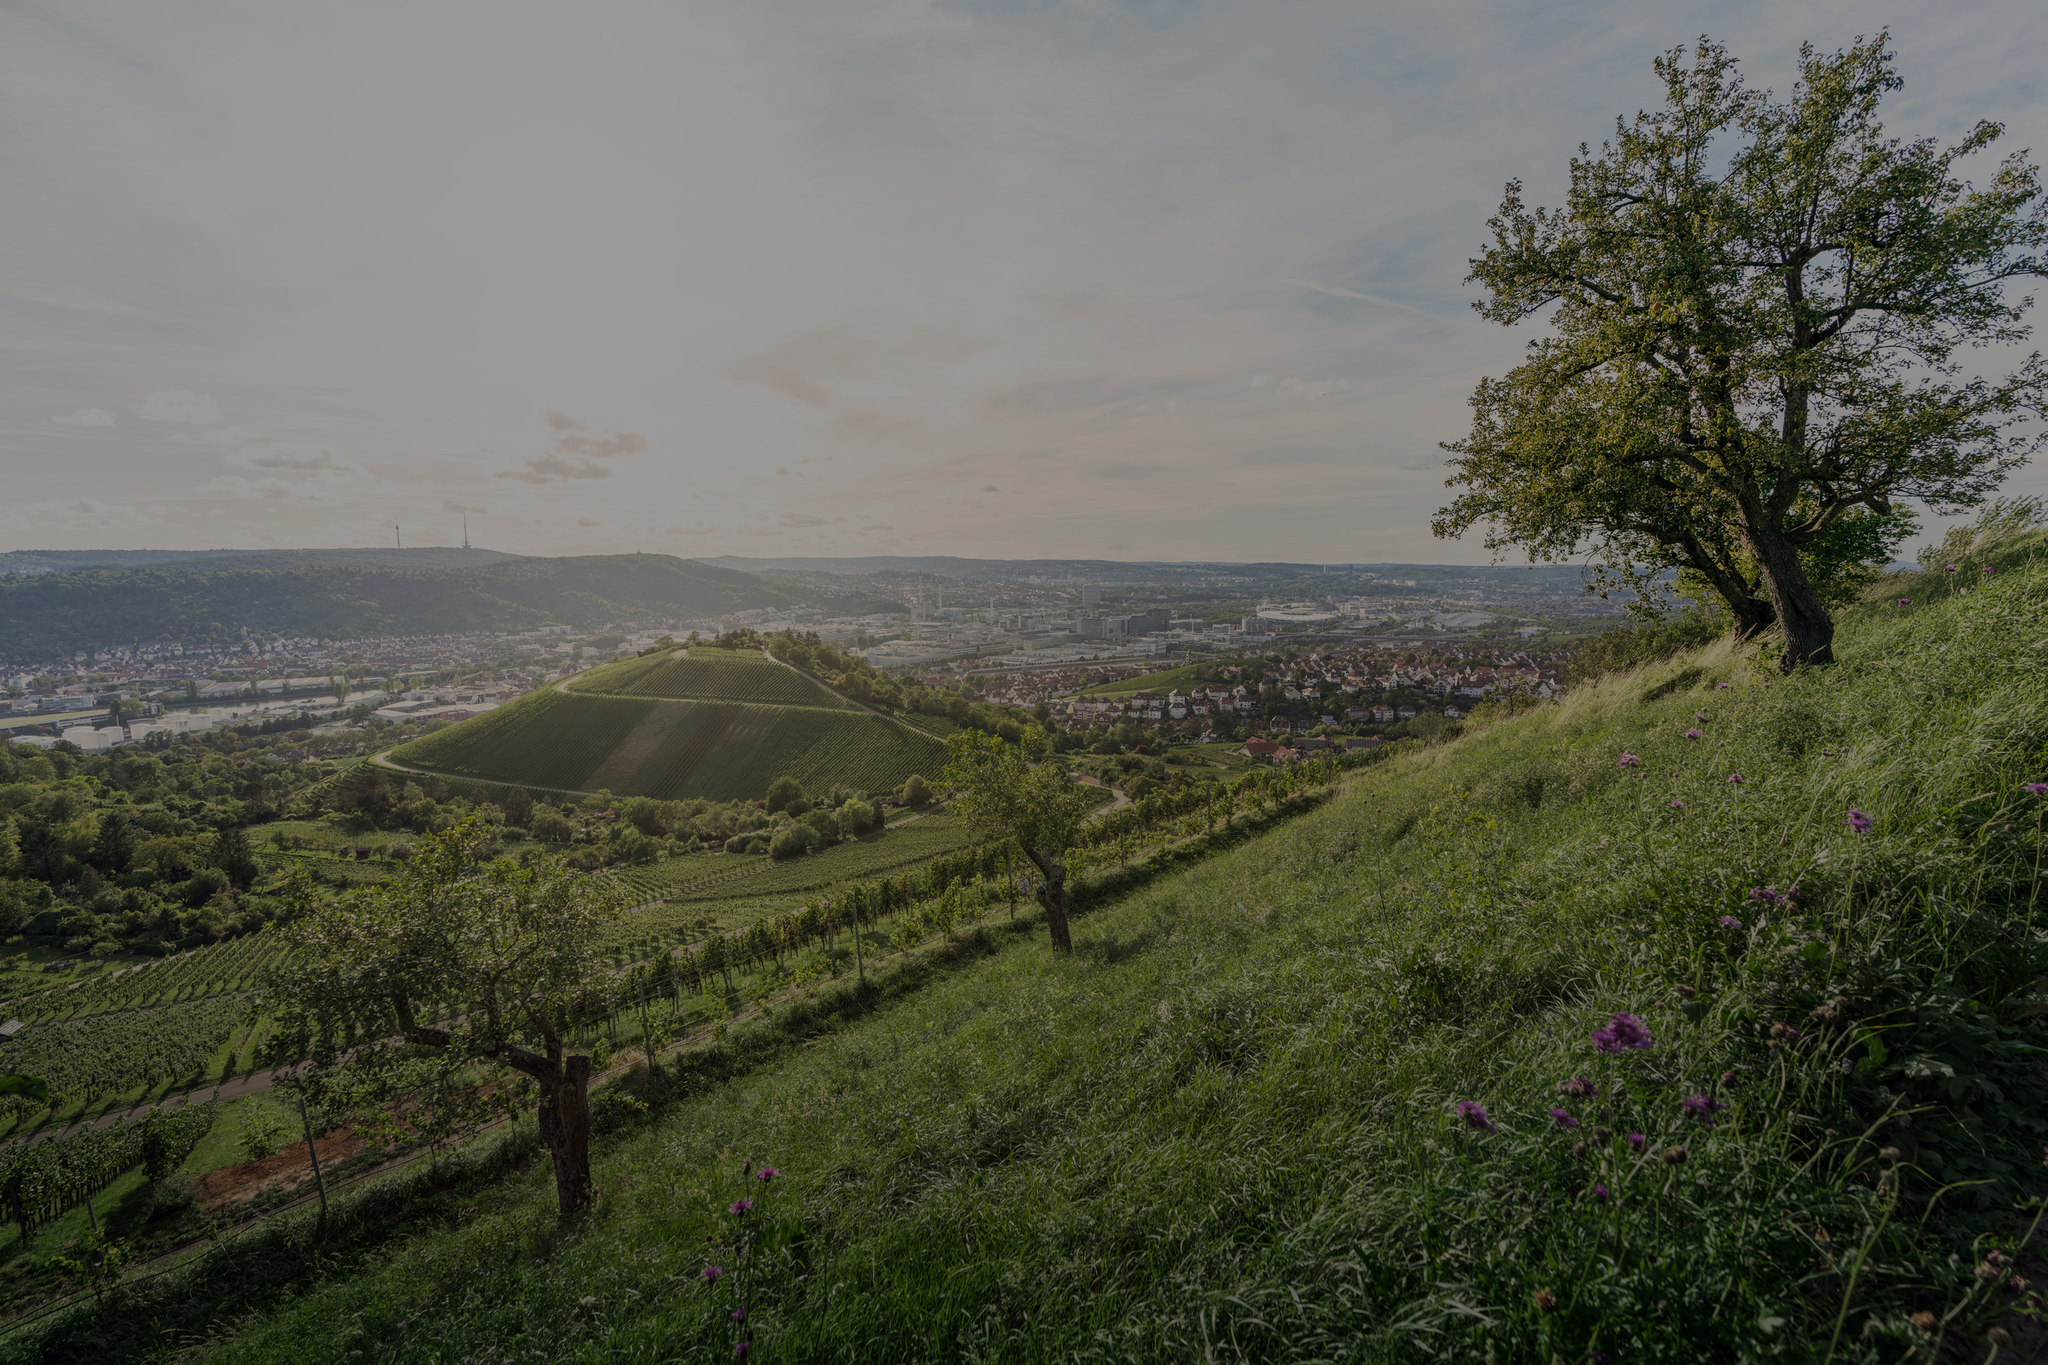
[899,774,932,808]
[1565,604,1730,685]
[768,825,816,861]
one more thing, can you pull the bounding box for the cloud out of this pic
[981,374,1196,418]
[981,484,999,492]
[576,517,601,527]
[132,390,221,423]
[497,413,647,483]
[52,408,115,427]
[0,497,169,533]
[441,500,486,513]
[198,475,339,504]
[201,426,262,444]
[779,512,847,528]
[223,442,363,475]
[1270,278,1439,321]
[727,356,831,406]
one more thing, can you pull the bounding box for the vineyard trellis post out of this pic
[295,1093,330,1226]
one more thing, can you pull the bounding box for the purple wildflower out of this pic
[733,1307,748,1324]
[1684,728,1702,740]
[1618,752,1640,769]
[1455,1100,1496,1134]
[1727,773,1744,784]
[1557,1076,1600,1099]
[1669,799,1684,810]
[729,1198,754,1217]
[2025,783,2048,797]
[1716,682,1730,689]
[1720,1070,1739,1089]
[1626,1132,1646,1151]
[1718,915,1743,929]
[756,1166,779,1184]
[702,1265,723,1284]
[1550,1107,1581,1130]
[1748,886,1780,903]
[1983,567,1994,575]
[1944,564,1958,573]
[1694,711,1707,721]
[1897,597,1910,607]
[1592,1012,1653,1054]
[1848,809,1873,833]
[1681,1093,1724,1125]
[735,1344,750,1360]
[1592,1184,1609,1203]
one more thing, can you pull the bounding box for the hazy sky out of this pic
[3,0,2042,563]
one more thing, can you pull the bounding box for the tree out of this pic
[763,776,803,815]
[207,827,259,888]
[263,815,626,1218]
[942,726,1098,953]
[501,785,535,830]
[898,774,932,809]
[1434,36,2047,670]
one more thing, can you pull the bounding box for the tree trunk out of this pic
[1745,524,1835,670]
[536,1054,594,1216]
[1025,850,1073,953]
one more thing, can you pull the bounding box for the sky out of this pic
[2,0,2043,564]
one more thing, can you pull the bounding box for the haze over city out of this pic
[4,0,2043,562]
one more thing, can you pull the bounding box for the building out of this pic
[1082,585,1101,608]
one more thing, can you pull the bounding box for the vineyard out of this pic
[389,689,944,802]
[613,816,975,905]
[1,933,292,1024]
[568,649,857,709]
[0,1101,218,1237]
[0,999,246,1115]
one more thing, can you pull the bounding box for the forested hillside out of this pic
[0,554,791,657]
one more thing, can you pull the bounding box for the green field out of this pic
[1078,662,1217,697]
[568,648,858,709]
[388,685,944,802]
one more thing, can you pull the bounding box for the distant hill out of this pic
[0,546,524,575]
[702,554,1599,587]
[391,648,943,801]
[0,553,792,660]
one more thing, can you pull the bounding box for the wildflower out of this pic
[1896,597,1910,607]
[734,1307,749,1324]
[1550,1107,1581,1130]
[1693,711,1707,721]
[1592,1012,1653,1053]
[1769,1021,1801,1045]
[1557,1076,1600,1099]
[1847,809,1873,833]
[1908,1311,1936,1332]
[729,1198,754,1216]
[1618,753,1640,769]
[1878,1147,1900,1163]
[1455,1100,1496,1134]
[1720,1070,1739,1089]
[1662,1145,1689,1165]
[2025,783,2048,797]
[1982,567,1994,575]
[1716,682,1730,689]
[702,1265,723,1284]
[1681,1093,1724,1124]
[1592,1125,1612,1144]
[1718,915,1742,929]
[1592,1184,1609,1203]
[756,1166,779,1184]
[1748,886,1780,903]
[1627,1132,1646,1151]
[1683,728,1702,740]
[1944,564,1958,573]
[1533,1289,1559,1313]
[735,1344,750,1360]
[1727,773,1743,784]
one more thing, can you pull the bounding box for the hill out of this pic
[8,528,2044,1361]
[388,653,943,801]
[0,547,525,576]
[0,553,791,658]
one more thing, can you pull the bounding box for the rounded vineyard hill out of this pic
[566,646,861,709]
[389,667,942,802]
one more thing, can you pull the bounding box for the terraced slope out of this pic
[389,662,942,801]
[567,648,857,709]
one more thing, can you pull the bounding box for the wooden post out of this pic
[296,1094,330,1225]
[852,887,866,987]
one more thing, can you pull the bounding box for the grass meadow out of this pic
[11,536,2047,1363]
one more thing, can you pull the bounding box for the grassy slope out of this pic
[1079,662,1217,697]
[27,538,2048,1363]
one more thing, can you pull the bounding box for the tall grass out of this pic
[12,536,2046,1363]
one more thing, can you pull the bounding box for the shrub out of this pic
[768,825,816,861]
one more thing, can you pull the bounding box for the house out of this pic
[1397,706,1417,720]
[1444,706,1462,718]
[1372,705,1396,723]
[1239,738,1280,758]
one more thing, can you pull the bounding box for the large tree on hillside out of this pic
[1434,35,2047,669]
[263,815,626,1217]
[943,726,1097,954]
